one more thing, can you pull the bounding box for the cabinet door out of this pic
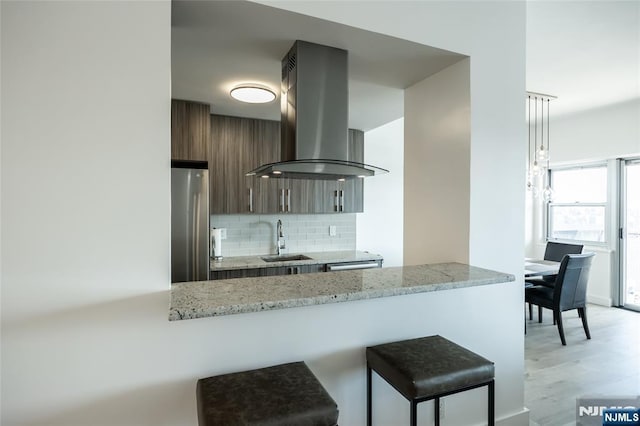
[275,178,315,214]
[340,181,363,213]
[210,115,250,213]
[171,99,210,161]
[210,268,262,280]
[247,175,280,214]
[261,266,289,276]
[317,180,361,213]
[315,180,341,213]
[310,129,365,213]
[252,119,282,214]
[342,129,364,213]
[244,175,280,214]
[298,264,326,274]
[273,265,325,275]
[210,115,280,214]
[263,178,314,214]
[290,179,316,213]
[273,178,290,214]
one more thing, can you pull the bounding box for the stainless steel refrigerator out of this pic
[171,160,209,283]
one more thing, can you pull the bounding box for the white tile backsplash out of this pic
[211,214,356,257]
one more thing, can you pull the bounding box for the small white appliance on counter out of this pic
[210,228,223,260]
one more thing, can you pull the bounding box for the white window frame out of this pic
[546,162,609,247]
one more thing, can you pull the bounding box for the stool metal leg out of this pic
[488,380,495,426]
[434,397,440,426]
[410,400,417,426]
[367,363,372,426]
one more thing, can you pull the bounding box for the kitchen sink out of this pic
[261,254,312,263]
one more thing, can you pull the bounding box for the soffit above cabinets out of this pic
[171,0,466,132]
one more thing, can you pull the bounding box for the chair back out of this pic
[544,242,583,262]
[553,253,595,311]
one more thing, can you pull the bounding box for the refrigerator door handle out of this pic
[192,190,201,280]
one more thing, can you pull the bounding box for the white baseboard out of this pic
[449,406,530,426]
[587,294,612,307]
[497,407,530,425]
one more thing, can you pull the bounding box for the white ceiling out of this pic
[171,1,465,131]
[526,1,640,117]
[171,1,639,128]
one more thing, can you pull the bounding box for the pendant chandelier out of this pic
[526,91,557,201]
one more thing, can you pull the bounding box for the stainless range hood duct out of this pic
[247,40,388,180]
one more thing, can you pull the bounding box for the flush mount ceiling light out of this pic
[230,85,276,104]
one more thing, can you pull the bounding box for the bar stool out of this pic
[196,361,339,426]
[366,335,495,426]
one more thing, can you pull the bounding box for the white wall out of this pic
[2,1,527,425]
[0,1,3,418]
[551,99,640,164]
[1,1,173,423]
[356,118,404,267]
[404,59,470,265]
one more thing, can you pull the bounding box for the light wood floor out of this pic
[525,304,640,426]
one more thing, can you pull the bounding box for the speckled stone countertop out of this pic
[210,250,383,271]
[170,263,514,321]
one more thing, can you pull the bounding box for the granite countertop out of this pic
[170,263,515,321]
[210,250,383,271]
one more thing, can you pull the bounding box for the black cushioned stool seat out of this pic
[366,335,494,426]
[196,361,339,426]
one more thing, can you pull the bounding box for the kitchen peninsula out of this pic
[170,263,514,320]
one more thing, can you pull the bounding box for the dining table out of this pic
[524,258,560,279]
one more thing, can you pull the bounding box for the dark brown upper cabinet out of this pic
[209,114,280,214]
[264,129,364,214]
[171,99,210,162]
[173,108,365,214]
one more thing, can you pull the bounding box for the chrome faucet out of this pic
[276,219,286,255]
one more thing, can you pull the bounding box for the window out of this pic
[547,165,607,243]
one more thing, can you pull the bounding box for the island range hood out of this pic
[247,40,388,180]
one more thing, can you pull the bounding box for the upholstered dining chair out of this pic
[526,242,584,322]
[526,242,584,288]
[525,253,595,345]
